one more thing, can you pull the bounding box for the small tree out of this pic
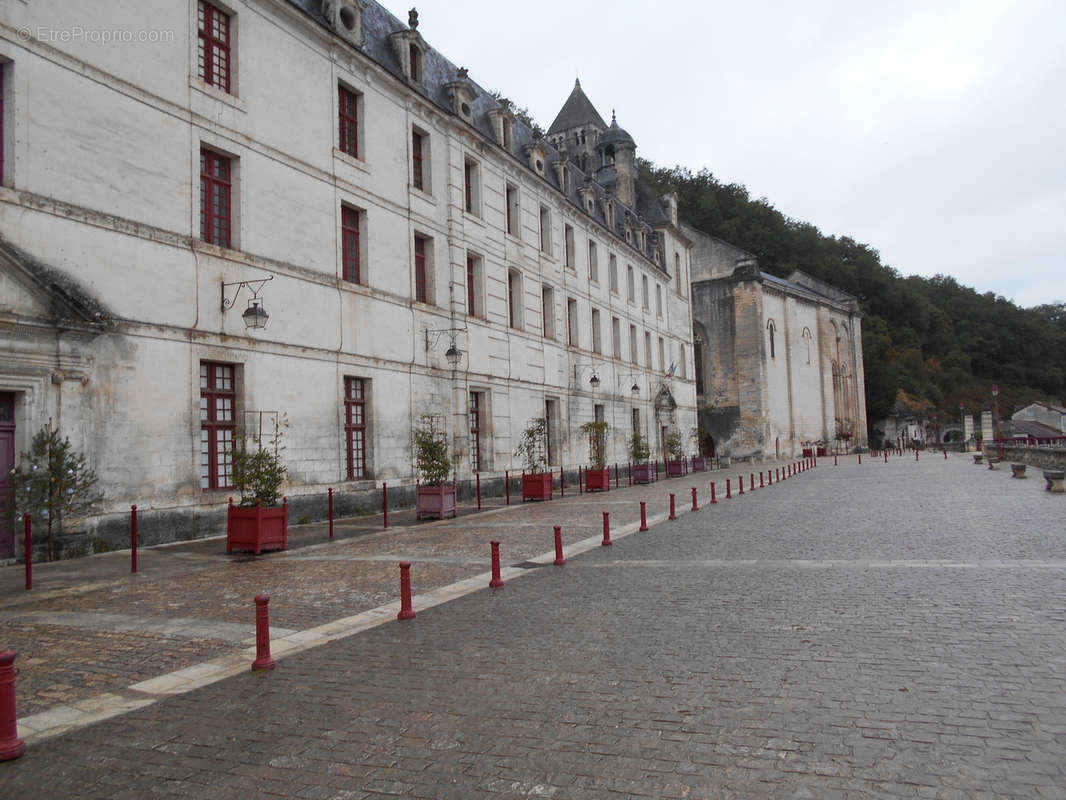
[413,414,452,486]
[628,430,650,463]
[665,429,684,461]
[13,424,103,561]
[580,420,609,470]
[232,416,288,508]
[515,417,548,473]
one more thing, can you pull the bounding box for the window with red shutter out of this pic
[412,130,424,190]
[200,149,231,248]
[344,377,367,480]
[414,236,427,303]
[338,85,359,159]
[466,256,476,317]
[341,206,361,284]
[197,1,231,93]
[200,362,236,490]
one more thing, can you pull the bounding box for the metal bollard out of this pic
[639,501,648,531]
[738,475,744,495]
[0,650,25,761]
[691,487,698,511]
[131,504,138,573]
[251,595,276,671]
[760,472,765,488]
[916,450,919,461]
[554,525,566,565]
[750,473,755,492]
[944,449,948,459]
[328,488,334,539]
[858,453,862,465]
[669,493,677,520]
[476,472,482,509]
[382,482,388,529]
[601,511,612,546]
[23,514,31,592]
[397,562,415,620]
[834,455,838,466]
[711,481,717,503]
[489,541,504,589]
[726,478,732,499]
[579,466,584,494]
[768,470,773,486]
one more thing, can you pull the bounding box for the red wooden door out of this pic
[0,393,15,559]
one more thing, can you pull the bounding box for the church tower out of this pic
[546,79,607,173]
[596,111,636,208]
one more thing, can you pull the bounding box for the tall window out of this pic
[541,285,555,339]
[681,344,687,378]
[508,270,522,330]
[0,64,6,185]
[645,331,652,366]
[588,240,599,283]
[344,377,367,480]
[200,149,231,248]
[591,308,602,354]
[466,255,479,317]
[411,129,426,191]
[675,252,684,296]
[656,284,663,317]
[409,43,420,83]
[612,317,621,359]
[659,337,665,372]
[609,254,618,294]
[338,85,360,159]
[506,183,519,236]
[629,324,638,365]
[464,157,480,215]
[567,298,579,347]
[469,392,482,472]
[539,205,551,253]
[627,265,635,303]
[341,205,362,284]
[200,362,235,490]
[641,275,649,310]
[414,235,429,303]
[197,1,231,93]
[564,224,575,269]
[767,320,776,359]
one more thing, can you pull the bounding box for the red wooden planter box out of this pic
[666,459,686,477]
[632,463,654,484]
[227,499,288,555]
[691,456,708,472]
[585,468,610,492]
[416,484,457,520]
[522,472,554,501]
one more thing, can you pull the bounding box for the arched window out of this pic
[766,319,777,359]
[802,327,812,364]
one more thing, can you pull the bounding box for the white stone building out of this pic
[0,0,697,554]
[685,226,868,459]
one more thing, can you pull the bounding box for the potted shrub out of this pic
[691,427,708,471]
[629,430,653,484]
[227,425,288,555]
[581,420,610,492]
[665,429,686,476]
[414,414,456,520]
[516,417,553,501]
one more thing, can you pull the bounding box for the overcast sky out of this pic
[381,0,1064,309]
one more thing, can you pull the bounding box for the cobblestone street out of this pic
[2,453,1066,798]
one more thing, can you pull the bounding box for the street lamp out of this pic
[222,275,274,331]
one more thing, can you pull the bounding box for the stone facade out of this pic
[0,0,696,555]
[1012,402,1066,434]
[685,225,868,459]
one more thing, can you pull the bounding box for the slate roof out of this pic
[284,0,669,275]
[547,79,608,135]
[1003,419,1063,439]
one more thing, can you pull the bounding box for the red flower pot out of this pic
[416,484,457,520]
[585,468,610,492]
[226,499,288,555]
[632,463,654,484]
[522,472,554,501]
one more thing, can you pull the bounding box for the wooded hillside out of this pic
[639,162,1066,439]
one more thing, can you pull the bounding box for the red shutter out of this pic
[341,206,360,284]
[338,86,359,159]
[412,131,423,190]
[344,377,366,480]
[466,256,476,316]
[414,237,427,303]
[200,149,231,248]
[200,362,236,490]
[197,1,231,93]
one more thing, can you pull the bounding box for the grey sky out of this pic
[381,0,1065,309]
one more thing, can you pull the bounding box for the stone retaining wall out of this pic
[984,444,1066,472]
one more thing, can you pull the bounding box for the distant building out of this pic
[1010,402,1066,436]
[685,226,868,459]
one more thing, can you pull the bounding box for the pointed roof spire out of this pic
[547,79,608,136]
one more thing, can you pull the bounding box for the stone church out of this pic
[685,226,868,459]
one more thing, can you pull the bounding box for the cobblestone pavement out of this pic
[4,453,1066,798]
[0,464,742,720]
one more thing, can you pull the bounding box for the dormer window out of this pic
[409,44,421,83]
[322,0,368,48]
[606,202,614,229]
[502,118,513,150]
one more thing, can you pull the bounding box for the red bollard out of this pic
[131,504,138,574]
[23,514,31,592]
[615,463,620,488]
[858,453,862,465]
[505,470,511,505]
[639,501,648,531]
[669,493,677,520]
[884,451,888,463]
[328,488,334,540]
[397,562,415,620]
[750,473,755,492]
[691,487,698,511]
[382,482,388,529]
[602,511,612,546]
[738,475,744,495]
[251,594,276,671]
[944,449,948,459]
[768,470,773,486]
[489,541,504,589]
[834,455,838,466]
[711,481,718,502]
[0,650,25,761]
[916,450,919,461]
[760,472,765,488]
[726,478,732,499]
[476,472,482,509]
[553,525,565,565]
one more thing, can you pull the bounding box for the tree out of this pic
[13,424,103,561]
